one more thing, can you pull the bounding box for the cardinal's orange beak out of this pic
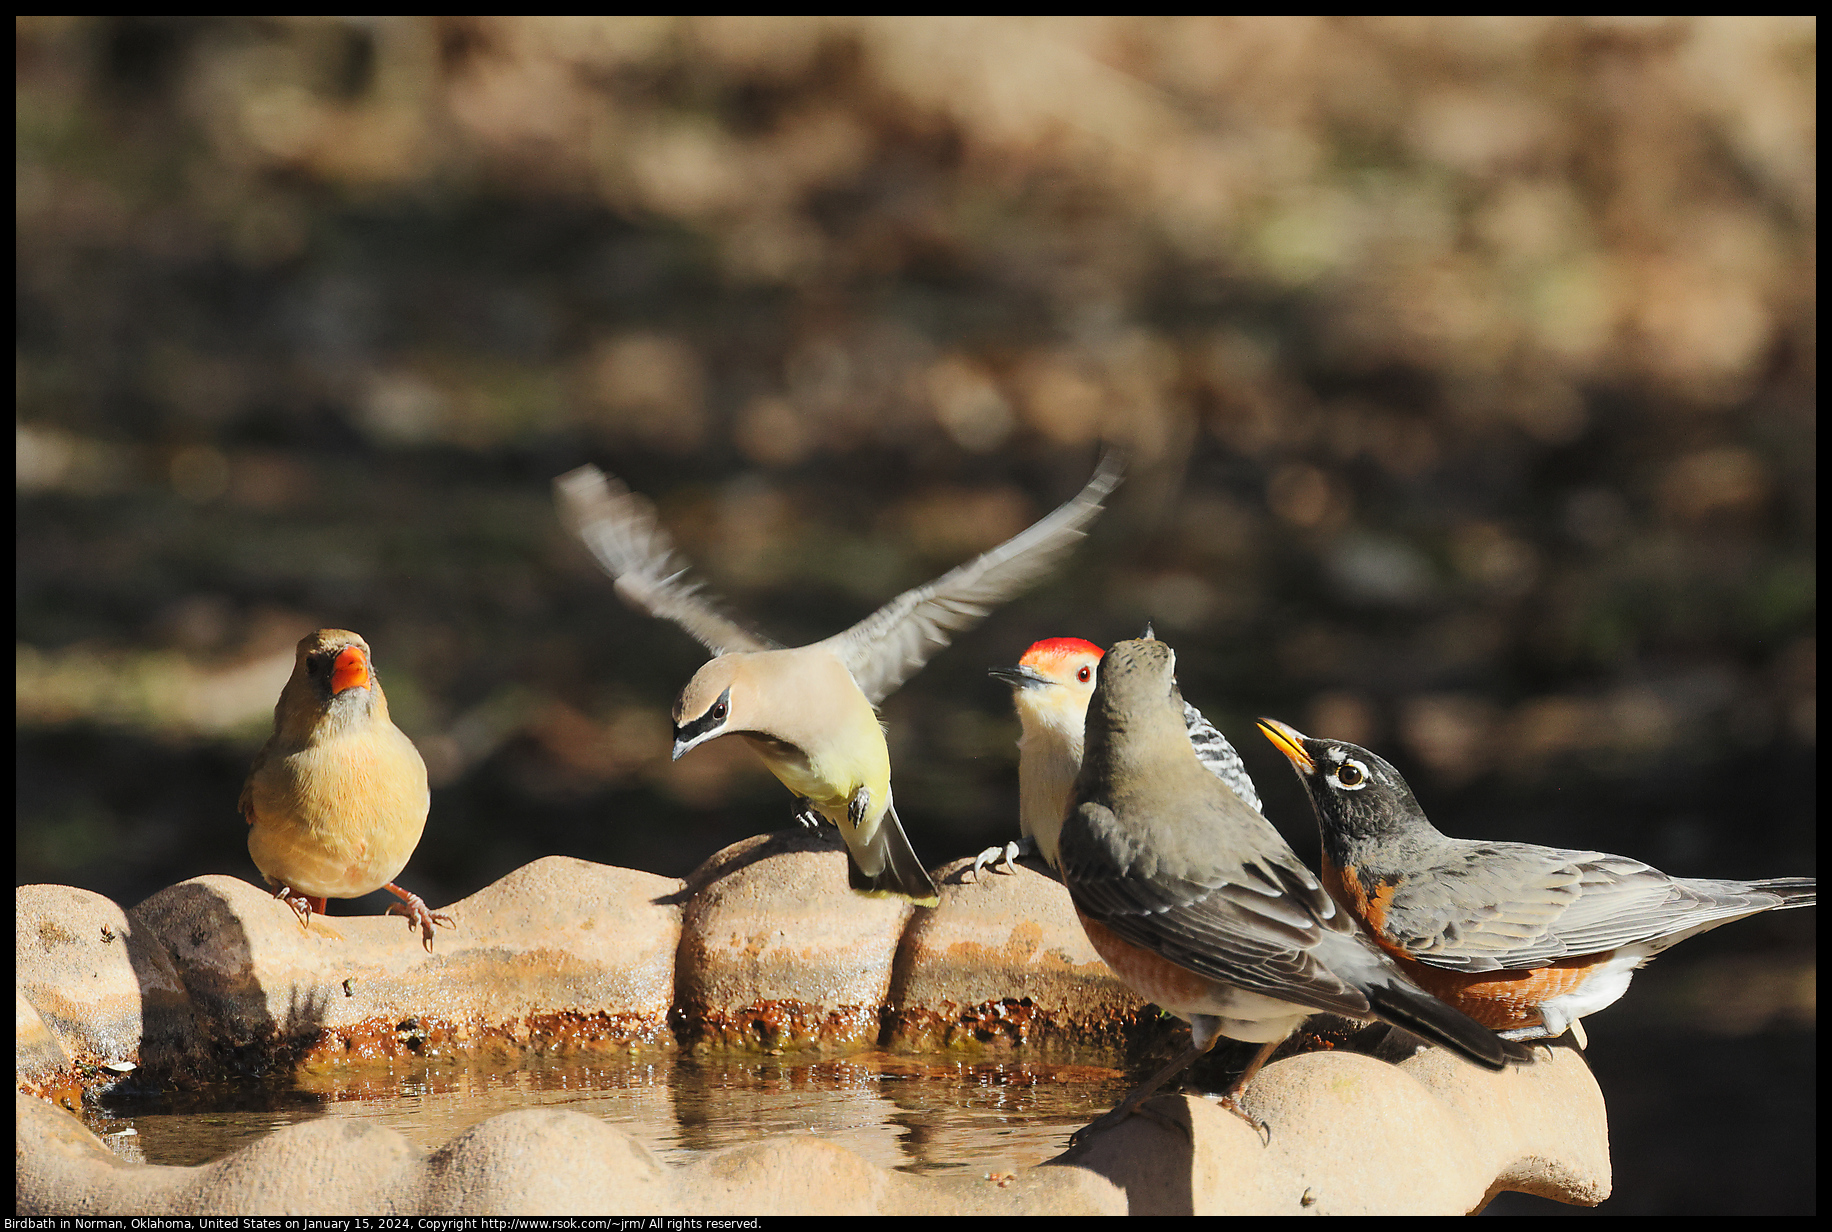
[331,645,372,695]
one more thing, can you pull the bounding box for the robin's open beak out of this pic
[1258,718,1315,773]
[989,664,1052,690]
[330,646,371,695]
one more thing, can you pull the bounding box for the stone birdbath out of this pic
[16,828,1609,1215]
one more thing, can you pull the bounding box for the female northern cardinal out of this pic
[241,629,453,950]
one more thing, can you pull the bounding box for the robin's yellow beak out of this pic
[1257,718,1314,773]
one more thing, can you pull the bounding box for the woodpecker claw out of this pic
[969,840,1027,881]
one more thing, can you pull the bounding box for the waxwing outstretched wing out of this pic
[556,453,1125,907]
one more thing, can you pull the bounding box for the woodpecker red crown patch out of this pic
[1021,637,1104,666]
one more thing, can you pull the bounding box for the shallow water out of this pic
[83,1050,1138,1176]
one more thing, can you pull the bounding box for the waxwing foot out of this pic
[791,796,828,830]
[847,787,872,828]
[385,884,456,952]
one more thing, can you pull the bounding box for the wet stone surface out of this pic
[17,843,1615,1214]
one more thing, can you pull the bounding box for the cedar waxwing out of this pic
[1259,718,1816,1048]
[1058,638,1530,1142]
[241,629,453,950]
[556,454,1124,906]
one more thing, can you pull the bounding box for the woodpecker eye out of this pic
[1076,665,1092,683]
[1333,761,1368,790]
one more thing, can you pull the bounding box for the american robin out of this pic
[556,453,1123,906]
[1059,639,1533,1142]
[242,629,454,950]
[976,635,1261,877]
[1258,717,1816,1047]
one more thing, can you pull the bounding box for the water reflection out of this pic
[85,1050,1134,1175]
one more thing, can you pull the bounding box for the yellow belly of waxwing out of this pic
[744,729,891,834]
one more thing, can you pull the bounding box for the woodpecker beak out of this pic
[330,646,371,695]
[1258,718,1315,773]
[989,664,1052,690]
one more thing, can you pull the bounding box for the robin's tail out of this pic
[848,801,940,907]
[1736,876,1816,909]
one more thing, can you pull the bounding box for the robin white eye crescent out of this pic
[1334,761,1368,790]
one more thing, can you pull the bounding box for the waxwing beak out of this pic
[671,726,707,762]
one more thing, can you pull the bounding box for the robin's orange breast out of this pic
[1325,859,1615,1030]
[1076,910,1224,1010]
[1384,950,1615,1029]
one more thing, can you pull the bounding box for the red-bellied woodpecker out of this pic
[977,635,1261,877]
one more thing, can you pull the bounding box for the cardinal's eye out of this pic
[1076,665,1092,683]
[1334,762,1367,789]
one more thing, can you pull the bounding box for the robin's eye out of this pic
[1334,762,1367,789]
[1077,665,1092,683]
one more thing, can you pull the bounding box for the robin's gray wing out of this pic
[1183,700,1261,813]
[819,451,1123,705]
[1517,858,1814,957]
[1380,844,1801,972]
[1369,842,1590,971]
[555,466,779,657]
[1059,799,1373,1018]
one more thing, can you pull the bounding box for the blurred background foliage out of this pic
[14,16,1815,1211]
